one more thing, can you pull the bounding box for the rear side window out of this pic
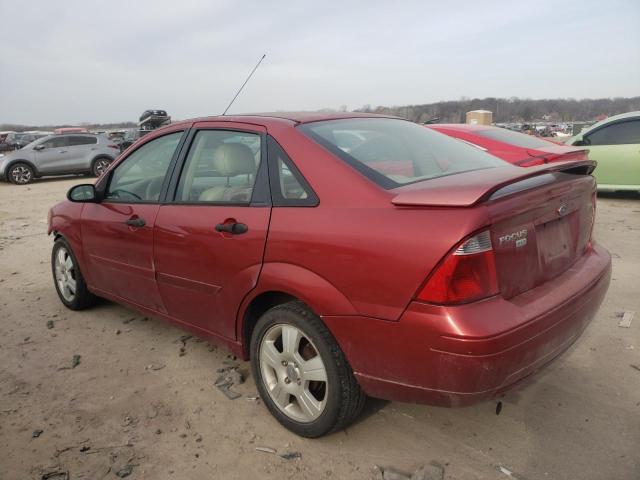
[586,120,640,146]
[175,130,261,203]
[267,136,317,206]
[299,118,505,189]
[67,136,97,146]
[472,127,555,149]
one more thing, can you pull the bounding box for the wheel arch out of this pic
[5,159,39,176]
[236,262,358,359]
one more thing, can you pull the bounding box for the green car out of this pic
[570,111,640,193]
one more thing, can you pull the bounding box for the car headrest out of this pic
[212,143,256,176]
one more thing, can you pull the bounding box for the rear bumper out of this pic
[323,243,611,407]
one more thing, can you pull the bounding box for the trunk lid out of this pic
[487,171,596,298]
[392,160,597,300]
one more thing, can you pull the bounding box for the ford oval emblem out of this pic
[557,204,568,216]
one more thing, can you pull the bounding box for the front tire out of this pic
[52,238,97,310]
[8,162,34,185]
[250,301,366,437]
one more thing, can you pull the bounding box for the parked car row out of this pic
[48,112,612,437]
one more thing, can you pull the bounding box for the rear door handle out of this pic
[215,222,248,235]
[59,150,68,153]
[125,217,146,228]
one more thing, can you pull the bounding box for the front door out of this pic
[584,119,640,188]
[153,123,271,338]
[35,136,70,174]
[81,129,186,311]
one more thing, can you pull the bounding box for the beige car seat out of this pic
[198,143,257,202]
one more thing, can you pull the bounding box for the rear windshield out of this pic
[474,127,555,149]
[299,118,505,189]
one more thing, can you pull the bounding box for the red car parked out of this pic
[427,124,588,166]
[48,113,611,437]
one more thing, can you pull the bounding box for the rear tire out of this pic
[250,301,366,437]
[92,157,111,177]
[8,162,34,185]
[52,237,97,310]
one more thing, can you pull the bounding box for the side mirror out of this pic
[34,144,45,151]
[67,184,97,202]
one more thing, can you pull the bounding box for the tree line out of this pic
[355,96,640,123]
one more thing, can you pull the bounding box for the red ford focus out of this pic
[48,113,611,437]
[427,123,588,166]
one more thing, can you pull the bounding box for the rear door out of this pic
[583,119,640,188]
[63,135,99,171]
[81,128,187,311]
[153,122,271,339]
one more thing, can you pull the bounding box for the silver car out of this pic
[0,133,119,184]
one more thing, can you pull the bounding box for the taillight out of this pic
[416,230,499,305]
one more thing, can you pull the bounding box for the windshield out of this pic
[299,118,505,189]
[474,127,555,149]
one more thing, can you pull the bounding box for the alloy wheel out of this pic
[10,165,32,184]
[94,159,110,176]
[259,323,328,422]
[54,247,76,302]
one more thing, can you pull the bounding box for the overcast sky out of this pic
[1,0,638,125]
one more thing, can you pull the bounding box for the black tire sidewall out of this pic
[250,304,346,438]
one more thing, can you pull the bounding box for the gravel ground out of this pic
[0,176,639,480]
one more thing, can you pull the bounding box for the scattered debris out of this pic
[246,396,260,402]
[155,429,162,435]
[115,465,134,478]
[46,320,55,329]
[214,361,244,400]
[32,429,44,438]
[279,451,302,460]
[123,317,136,324]
[374,463,445,480]
[145,363,166,371]
[79,445,90,453]
[115,329,121,335]
[631,364,640,372]
[58,355,81,371]
[41,470,69,480]
[496,401,503,415]
[255,446,277,454]
[617,311,635,328]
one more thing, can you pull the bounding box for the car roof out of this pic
[581,111,640,135]
[170,111,402,128]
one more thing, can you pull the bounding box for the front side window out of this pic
[299,118,505,189]
[175,130,261,203]
[586,120,640,146]
[67,135,97,146]
[105,131,182,203]
[41,137,68,149]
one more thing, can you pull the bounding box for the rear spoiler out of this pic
[391,160,596,208]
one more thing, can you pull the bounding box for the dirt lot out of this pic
[0,176,638,480]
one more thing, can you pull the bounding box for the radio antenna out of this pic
[222,54,266,116]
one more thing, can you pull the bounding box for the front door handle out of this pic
[215,222,248,235]
[59,150,68,153]
[125,217,146,228]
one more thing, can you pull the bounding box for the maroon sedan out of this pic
[428,123,588,166]
[48,113,611,437]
